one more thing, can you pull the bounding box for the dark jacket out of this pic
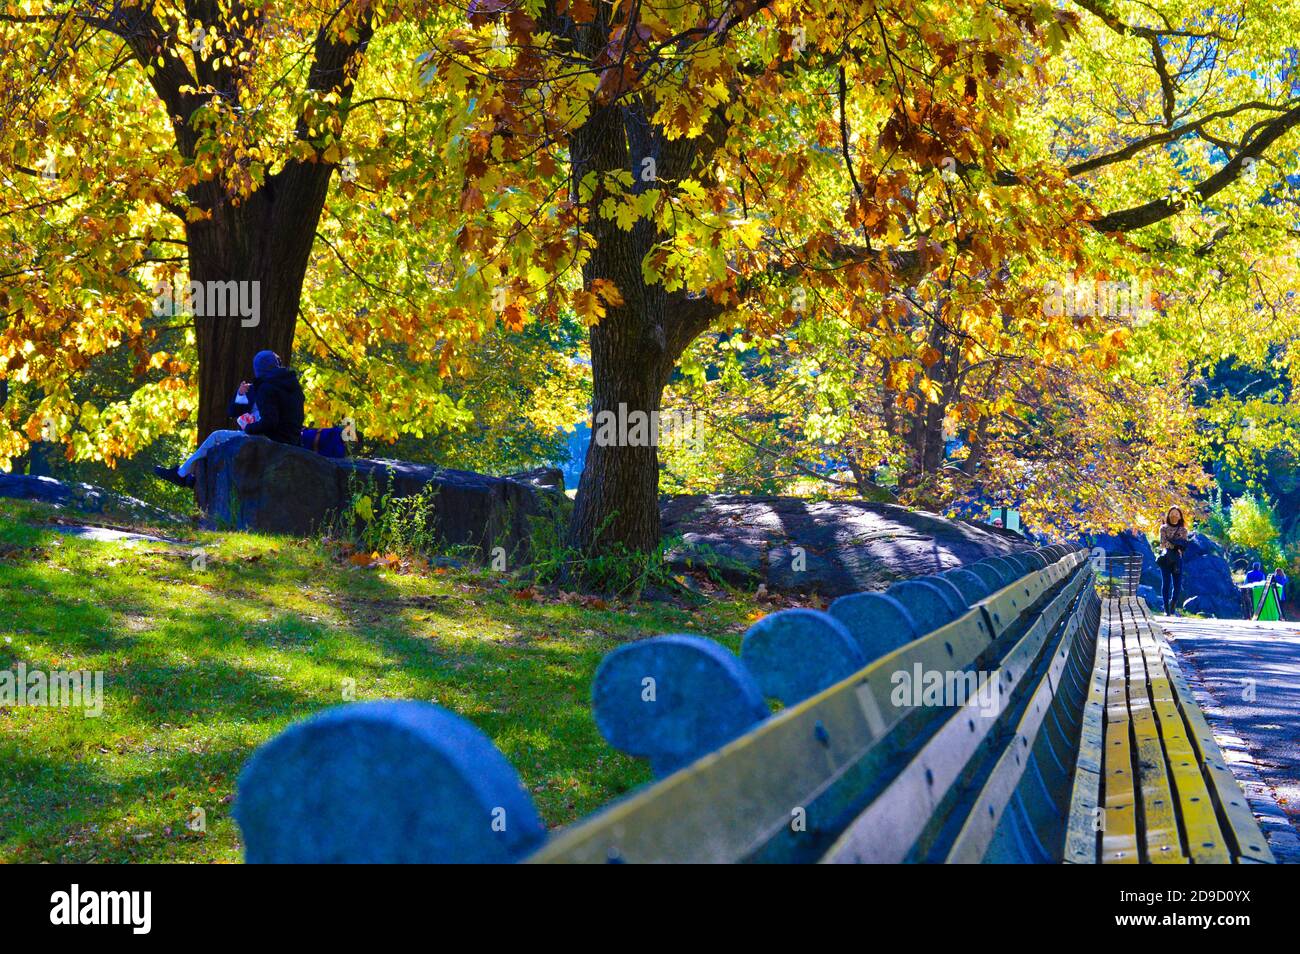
[228,367,305,445]
[1158,524,1188,567]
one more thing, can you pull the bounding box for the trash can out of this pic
[1243,580,1286,621]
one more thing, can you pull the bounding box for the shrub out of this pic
[1226,492,1283,568]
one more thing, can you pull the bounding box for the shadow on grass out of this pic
[0,735,278,862]
[0,522,669,856]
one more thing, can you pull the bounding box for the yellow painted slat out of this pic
[978,571,1049,637]
[1101,600,1138,864]
[1129,610,1228,864]
[1120,603,1185,863]
[1104,616,1128,723]
[1102,720,1139,863]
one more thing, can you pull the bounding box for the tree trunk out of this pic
[565,104,673,560]
[188,164,334,439]
[567,307,671,558]
[892,314,958,499]
[554,13,730,568]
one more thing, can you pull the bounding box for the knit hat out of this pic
[252,350,280,378]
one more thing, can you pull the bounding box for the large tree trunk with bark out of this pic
[564,97,722,563]
[566,101,673,558]
[567,316,671,557]
[188,164,335,438]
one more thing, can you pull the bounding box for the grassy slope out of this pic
[0,499,764,863]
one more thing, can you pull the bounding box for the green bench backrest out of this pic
[235,546,1104,863]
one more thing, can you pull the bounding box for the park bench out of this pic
[1064,595,1274,863]
[233,544,1273,863]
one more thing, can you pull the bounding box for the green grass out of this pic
[0,499,763,863]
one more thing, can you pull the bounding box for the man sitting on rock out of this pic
[154,350,306,488]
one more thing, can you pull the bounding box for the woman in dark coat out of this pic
[1157,507,1189,616]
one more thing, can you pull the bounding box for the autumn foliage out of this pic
[3,0,1300,552]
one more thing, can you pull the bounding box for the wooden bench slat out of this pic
[822,566,1090,863]
[1063,599,1112,863]
[945,576,1094,862]
[977,551,1084,639]
[1101,602,1138,864]
[1118,602,1186,863]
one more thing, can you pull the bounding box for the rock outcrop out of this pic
[0,472,183,525]
[193,435,566,562]
[660,495,1032,597]
[1179,533,1244,619]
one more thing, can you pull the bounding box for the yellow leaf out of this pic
[591,279,624,308]
[573,289,605,325]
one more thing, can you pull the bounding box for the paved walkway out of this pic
[1158,614,1300,862]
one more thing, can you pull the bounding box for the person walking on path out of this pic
[1157,506,1189,616]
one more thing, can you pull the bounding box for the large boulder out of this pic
[0,472,183,525]
[660,495,1032,597]
[193,435,565,563]
[1179,532,1243,619]
[195,434,341,535]
[1135,584,1164,614]
[1083,530,1160,590]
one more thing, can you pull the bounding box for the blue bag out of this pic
[301,427,349,459]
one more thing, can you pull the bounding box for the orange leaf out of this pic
[591,278,624,307]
